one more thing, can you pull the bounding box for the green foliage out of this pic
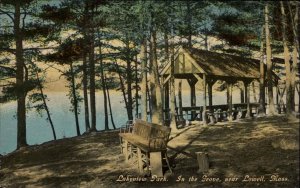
[40,4,74,24]
[27,93,47,117]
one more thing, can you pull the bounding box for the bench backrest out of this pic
[133,119,171,144]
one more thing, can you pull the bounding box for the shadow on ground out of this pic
[0,115,299,188]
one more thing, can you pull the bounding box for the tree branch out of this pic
[22,7,27,30]
[0,65,16,72]
[0,8,14,21]
[0,47,56,53]
[0,48,16,54]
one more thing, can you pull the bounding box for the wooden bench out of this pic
[119,119,171,177]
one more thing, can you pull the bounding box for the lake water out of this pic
[0,89,265,155]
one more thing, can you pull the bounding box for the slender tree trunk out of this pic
[146,82,152,119]
[36,72,56,140]
[70,63,81,136]
[105,75,116,129]
[186,0,192,48]
[150,27,163,124]
[164,31,169,62]
[289,2,299,112]
[170,50,176,129]
[89,33,97,131]
[280,1,293,115]
[115,62,129,119]
[149,33,156,122]
[99,42,109,130]
[126,39,133,121]
[170,4,178,131]
[141,38,148,121]
[258,26,266,116]
[135,55,139,118]
[82,48,90,132]
[14,2,27,148]
[265,3,276,115]
[170,44,177,129]
[82,2,90,132]
[169,10,177,130]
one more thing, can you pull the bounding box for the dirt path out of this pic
[0,115,299,188]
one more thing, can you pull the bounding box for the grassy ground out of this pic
[0,115,299,188]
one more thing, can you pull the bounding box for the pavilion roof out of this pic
[160,47,279,81]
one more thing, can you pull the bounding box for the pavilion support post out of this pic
[226,83,230,104]
[240,86,245,104]
[202,74,207,125]
[227,82,233,121]
[276,86,281,114]
[208,80,216,124]
[191,84,196,119]
[208,83,213,108]
[164,81,170,123]
[244,80,251,118]
[244,84,248,104]
[298,84,300,113]
[178,80,183,120]
[188,78,197,120]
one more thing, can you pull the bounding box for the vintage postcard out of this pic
[0,1,299,187]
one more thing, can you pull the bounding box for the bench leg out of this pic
[164,152,172,174]
[120,137,123,154]
[137,148,143,173]
[150,152,163,177]
[146,153,150,176]
[124,140,129,162]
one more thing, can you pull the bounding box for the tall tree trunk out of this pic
[126,39,133,121]
[164,31,169,62]
[280,1,293,115]
[170,37,177,130]
[99,42,109,130]
[135,55,139,118]
[149,32,156,122]
[89,33,97,131]
[36,72,56,140]
[265,3,276,115]
[169,6,177,130]
[105,75,116,129]
[258,25,266,116]
[178,80,183,118]
[14,2,27,148]
[70,63,81,136]
[115,62,129,119]
[288,2,299,112]
[141,38,148,121]
[150,26,163,124]
[82,48,90,132]
[186,0,192,48]
[146,82,152,119]
[82,2,90,132]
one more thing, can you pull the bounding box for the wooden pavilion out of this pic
[160,47,278,125]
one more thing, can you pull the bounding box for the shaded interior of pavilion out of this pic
[160,47,279,126]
